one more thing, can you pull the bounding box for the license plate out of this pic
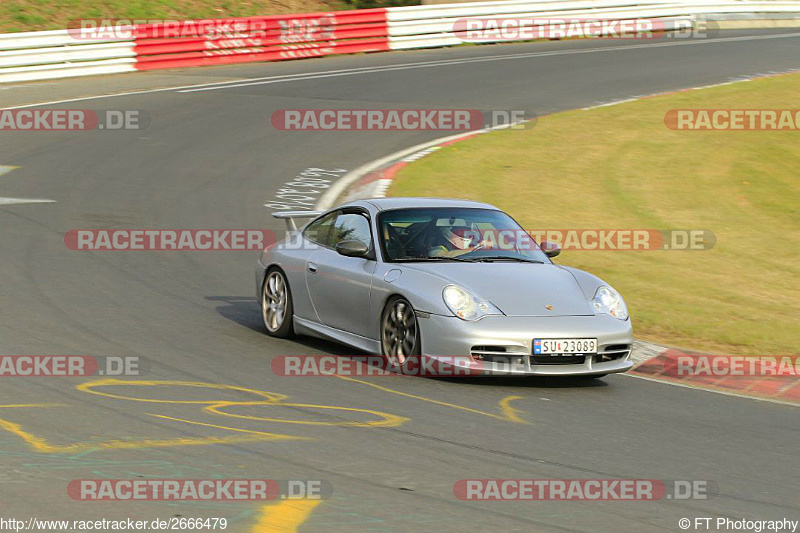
[534,338,597,355]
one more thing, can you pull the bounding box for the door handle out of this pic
[307,262,318,273]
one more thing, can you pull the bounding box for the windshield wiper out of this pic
[421,256,477,262]
[471,256,545,263]
[394,256,477,263]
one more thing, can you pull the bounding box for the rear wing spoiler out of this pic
[272,210,322,232]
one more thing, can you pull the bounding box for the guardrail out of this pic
[0,29,135,83]
[2,0,799,84]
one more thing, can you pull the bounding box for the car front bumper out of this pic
[417,313,634,376]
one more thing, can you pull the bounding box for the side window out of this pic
[303,212,337,246]
[331,213,372,249]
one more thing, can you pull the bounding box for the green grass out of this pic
[0,0,348,33]
[389,72,800,355]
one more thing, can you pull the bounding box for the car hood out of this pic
[400,262,594,317]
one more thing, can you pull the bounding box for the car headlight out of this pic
[591,285,629,320]
[442,285,502,321]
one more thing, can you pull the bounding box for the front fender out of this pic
[559,265,610,300]
[372,264,455,317]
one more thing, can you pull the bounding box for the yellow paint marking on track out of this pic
[70,435,290,451]
[204,401,409,428]
[77,379,287,404]
[150,414,307,440]
[0,416,296,454]
[335,376,529,423]
[81,379,407,428]
[0,379,409,454]
[498,395,529,424]
[251,500,321,533]
[0,403,67,408]
[0,418,75,454]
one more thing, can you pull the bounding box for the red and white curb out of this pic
[629,345,800,406]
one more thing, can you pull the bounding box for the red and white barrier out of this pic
[2,0,799,83]
[132,11,389,71]
[0,10,391,83]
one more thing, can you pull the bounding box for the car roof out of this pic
[341,197,500,212]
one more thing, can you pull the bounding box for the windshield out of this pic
[378,207,550,263]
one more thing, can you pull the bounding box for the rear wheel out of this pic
[380,297,421,368]
[262,268,294,338]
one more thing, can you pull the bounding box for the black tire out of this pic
[380,296,421,369]
[261,267,294,338]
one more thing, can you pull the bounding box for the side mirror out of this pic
[541,241,561,258]
[335,239,370,258]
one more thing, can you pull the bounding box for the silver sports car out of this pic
[256,197,633,377]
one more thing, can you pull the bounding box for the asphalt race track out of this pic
[1,29,798,532]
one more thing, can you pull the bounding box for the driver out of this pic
[428,223,486,257]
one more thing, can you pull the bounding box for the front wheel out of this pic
[380,296,421,368]
[262,268,294,338]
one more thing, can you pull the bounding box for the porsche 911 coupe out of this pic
[256,197,633,377]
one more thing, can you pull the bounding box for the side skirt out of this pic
[293,316,381,354]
